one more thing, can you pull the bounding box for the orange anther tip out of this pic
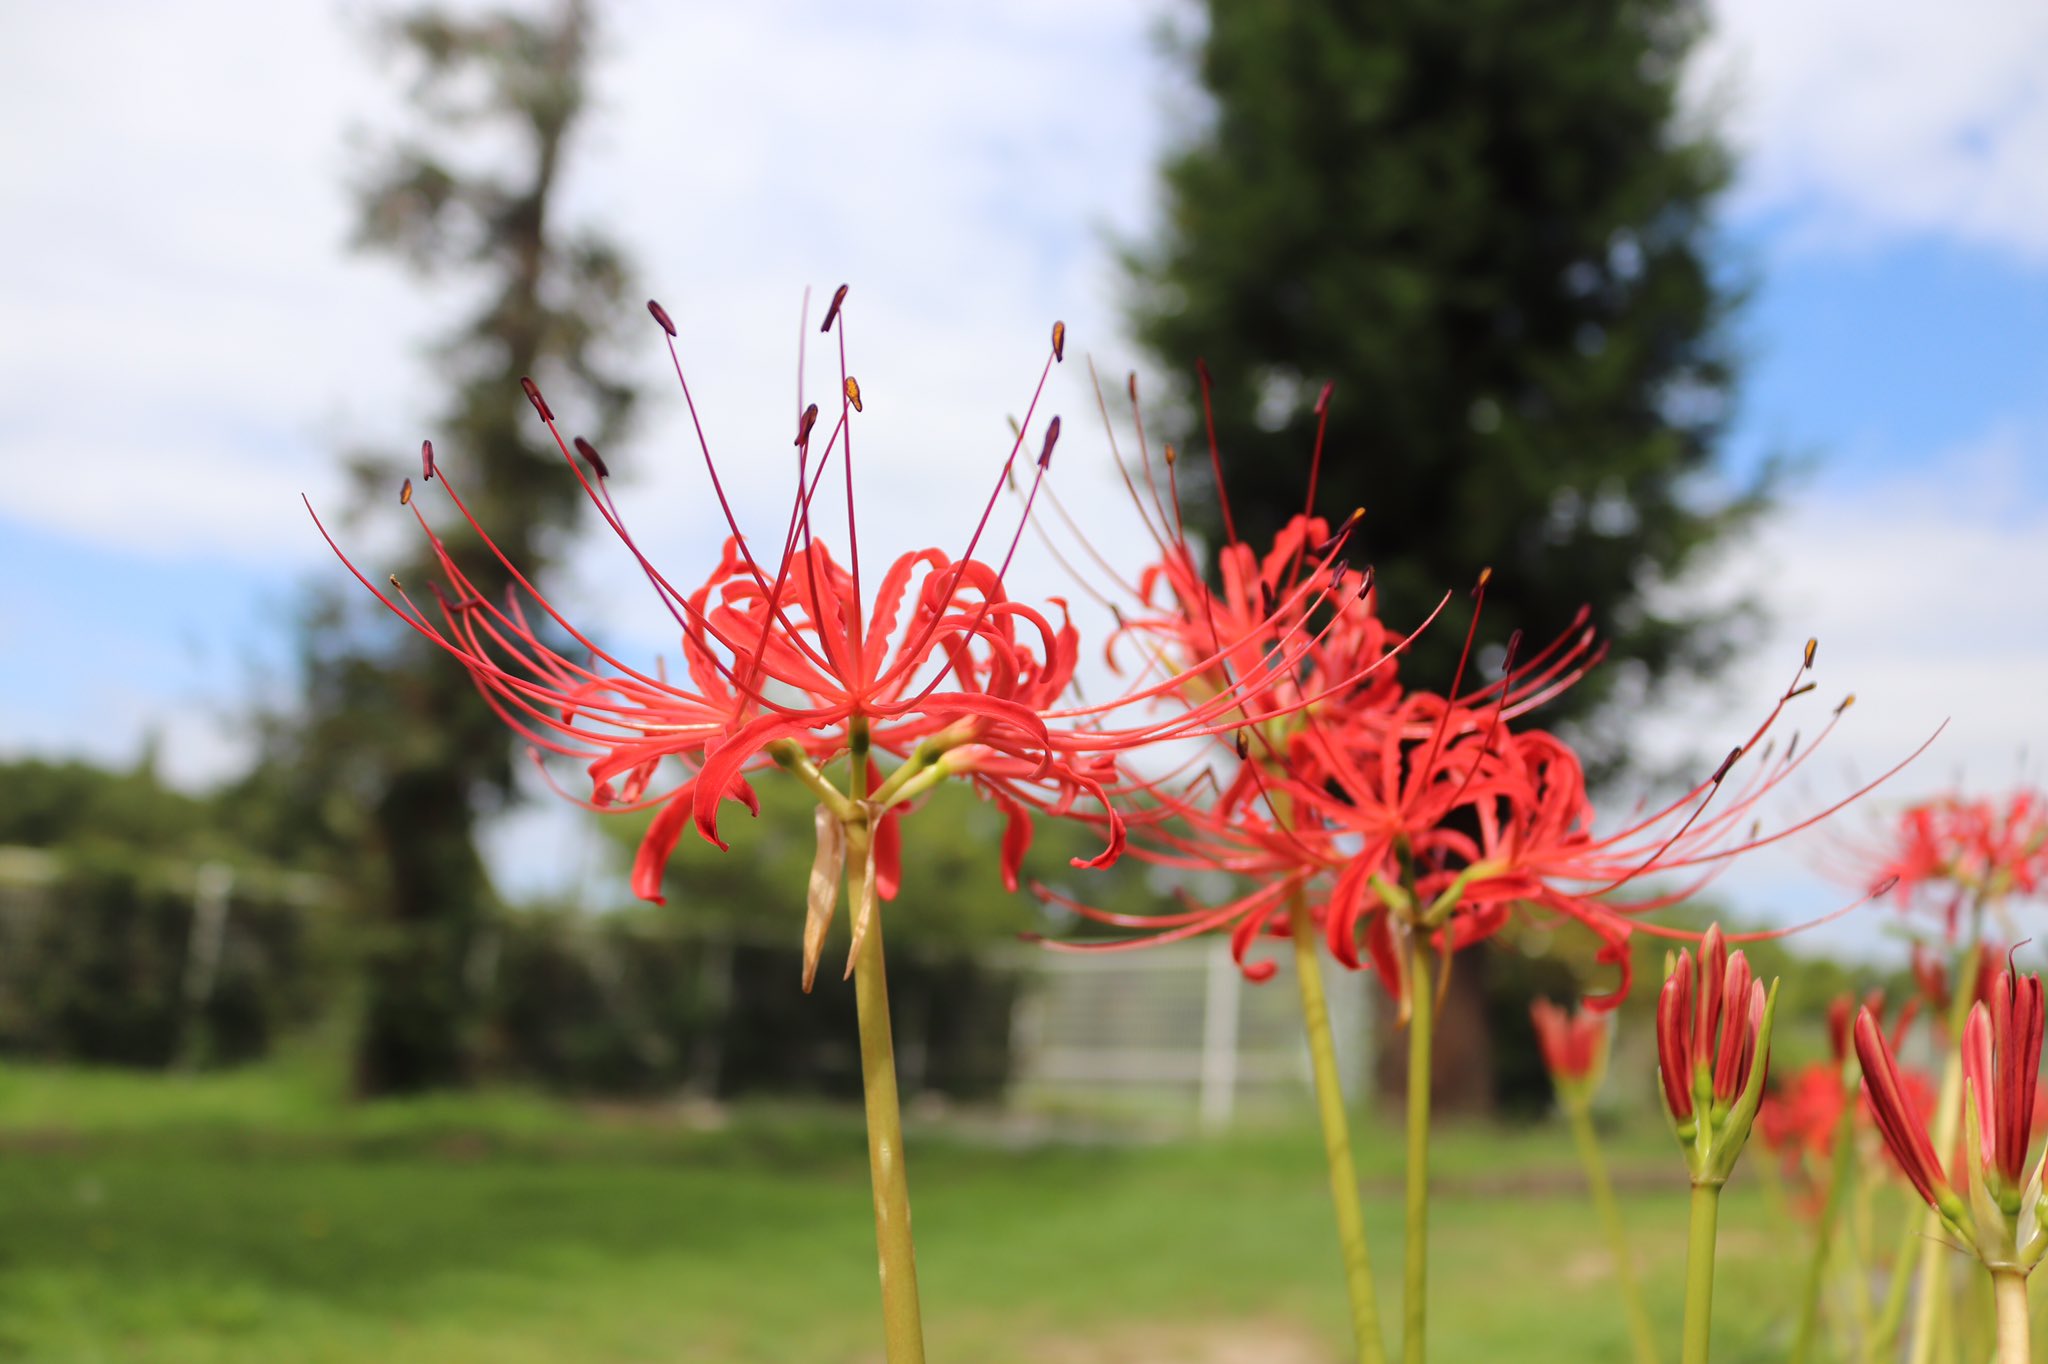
[1051,320,1066,362]
[843,377,863,412]
[399,478,413,506]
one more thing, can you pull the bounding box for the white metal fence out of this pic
[1009,937,1375,1131]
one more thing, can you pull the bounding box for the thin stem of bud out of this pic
[1680,1184,1722,1364]
[1564,1099,1661,1364]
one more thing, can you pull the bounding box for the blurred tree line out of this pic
[0,755,1120,1100]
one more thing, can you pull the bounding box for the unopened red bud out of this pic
[647,299,677,336]
[795,403,819,446]
[1039,415,1061,468]
[421,439,436,481]
[843,377,863,412]
[573,436,609,478]
[521,377,552,422]
[1051,320,1066,362]
[821,283,849,332]
[399,478,414,506]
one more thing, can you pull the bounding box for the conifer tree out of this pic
[1128,0,1765,771]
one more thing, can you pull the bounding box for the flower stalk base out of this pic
[1994,1270,2030,1364]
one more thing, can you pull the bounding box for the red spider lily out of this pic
[1051,619,1919,1009]
[1023,365,1930,1000]
[311,291,1363,985]
[1530,998,1608,1097]
[1865,790,2048,935]
[1757,1062,1851,1215]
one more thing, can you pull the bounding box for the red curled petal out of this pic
[998,799,1034,894]
[631,784,699,905]
[692,715,813,850]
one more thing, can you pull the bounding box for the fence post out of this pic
[1197,937,1242,1132]
[176,862,235,1070]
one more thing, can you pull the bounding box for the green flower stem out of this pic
[846,731,926,1364]
[1788,1088,1861,1364]
[1289,893,1389,1364]
[1401,931,1435,1364]
[1563,1099,1660,1364]
[1680,1183,1722,1364]
[848,827,925,1364]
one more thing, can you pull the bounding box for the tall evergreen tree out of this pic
[1127,0,1765,771]
[271,0,636,1093]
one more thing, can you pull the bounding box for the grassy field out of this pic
[0,1056,1855,1362]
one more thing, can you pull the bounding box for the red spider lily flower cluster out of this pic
[1531,998,1609,1104]
[1033,365,1922,1012]
[1858,967,2048,1270]
[1866,790,2048,936]
[312,292,1360,988]
[1656,925,1780,1186]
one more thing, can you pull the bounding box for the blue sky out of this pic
[3,1,2045,940]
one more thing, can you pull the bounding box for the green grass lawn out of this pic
[0,1057,1853,1362]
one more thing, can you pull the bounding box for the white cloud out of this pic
[1700,0,2048,259]
[0,2,1171,569]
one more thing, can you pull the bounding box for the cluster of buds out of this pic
[1858,968,2048,1274]
[1656,925,1780,1186]
[1531,998,1610,1110]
